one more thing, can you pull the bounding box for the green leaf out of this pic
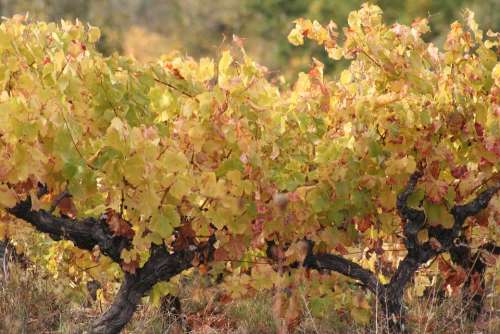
[151,213,173,240]
[423,201,454,228]
[407,188,425,208]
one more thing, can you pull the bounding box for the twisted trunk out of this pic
[4,179,498,333]
[89,246,196,333]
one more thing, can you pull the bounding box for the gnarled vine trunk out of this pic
[90,274,144,334]
[89,246,198,333]
[6,177,499,333]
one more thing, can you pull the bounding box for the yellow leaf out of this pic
[198,57,214,82]
[288,26,304,46]
[87,26,101,43]
[162,150,188,174]
[340,70,352,85]
[169,174,193,200]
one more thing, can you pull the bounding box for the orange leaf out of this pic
[355,216,372,233]
[198,264,208,275]
[335,244,348,256]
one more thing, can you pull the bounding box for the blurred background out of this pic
[1,0,498,76]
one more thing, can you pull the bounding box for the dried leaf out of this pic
[58,196,77,219]
[106,209,134,239]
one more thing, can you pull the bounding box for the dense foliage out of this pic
[1,0,499,75]
[0,4,498,333]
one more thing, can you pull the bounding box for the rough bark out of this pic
[381,179,499,333]
[89,246,195,334]
[7,196,130,263]
[447,186,500,320]
[4,179,498,333]
[267,174,498,334]
[6,195,215,334]
[449,240,500,321]
[303,241,382,295]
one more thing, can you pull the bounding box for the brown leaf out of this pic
[429,237,442,250]
[218,293,232,304]
[14,177,35,193]
[225,235,247,260]
[213,247,230,262]
[474,209,490,227]
[429,161,440,179]
[445,267,466,289]
[173,223,197,251]
[58,196,77,219]
[438,257,452,274]
[106,209,134,239]
[447,111,465,133]
[468,272,484,294]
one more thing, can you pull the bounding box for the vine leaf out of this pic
[106,209,134,239]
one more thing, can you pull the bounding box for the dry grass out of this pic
[0,265,95,334]
[0,262,498,334]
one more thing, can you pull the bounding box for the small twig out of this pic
[120,189,125,215]
[56,56,70,80]
[199,198,210,211]
[300,290,320,334]
[153,77,196,99]
[358,48,386,71]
